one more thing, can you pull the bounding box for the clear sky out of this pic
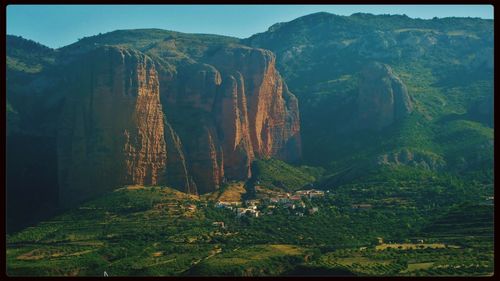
[6,5,494,49]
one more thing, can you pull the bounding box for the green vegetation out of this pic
[251,158,324,191]
[6,35,55,73]
[6,180,493,276]
[186,245,307,276]
[203,182,247,202]
[247,12,493,191]
[6,12,493,277]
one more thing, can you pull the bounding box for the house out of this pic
[308,207,319,214]
[308,190,325,198]
[186,204,197,211]
[236,210,247,218]
[245,199,260,206]
[237,208,260,218]
[295,189,324,198]
[284,203,296,209]
[215,202,229,208]
[267,205,276,209]
[270,198,279,203]
[295,212,304,217]
[212,221,225,228]
[295,190,309,196]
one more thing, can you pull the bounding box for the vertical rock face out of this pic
[55,44,300,201]
[356,62,413,130]
[208,47,302,162]
[215,72,254,180]
[163,120,198,194]
[57,47,167,205]
[160,46,302,193]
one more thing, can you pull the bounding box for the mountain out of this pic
[5,12,494,277]
[244,12,493,184]
[6,30,301,211]
[355,61,413,131]
[6,13,493,227]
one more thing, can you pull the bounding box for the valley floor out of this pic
[6,184,494,277]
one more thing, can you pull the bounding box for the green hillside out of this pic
[5,11,494,277]
[250,158,324,192]
[245,12,493,185]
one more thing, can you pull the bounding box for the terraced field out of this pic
[6,185,493,276]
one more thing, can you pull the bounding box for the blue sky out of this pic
[7,5,494,49]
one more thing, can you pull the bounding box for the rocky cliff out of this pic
[160,46,301,194]
[356,62,413,131]
[57,47,167,205]
[53,43,301,202]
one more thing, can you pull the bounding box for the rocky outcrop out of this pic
[376,148,446,171]
[208,46,301,164]
[160,46,301,193]
[214,71,254,180]
[55,44,301,201]
[57,47,167,206]
[356,62,413,131]
[163,120,197,194]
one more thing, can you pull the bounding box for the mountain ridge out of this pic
[6,11,493,229]
[7,30,302,207]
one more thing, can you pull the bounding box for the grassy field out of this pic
[375,243,447,250]
[202,182,247,202]
[186,244,308,276]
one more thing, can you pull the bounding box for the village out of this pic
[213,189,326,219]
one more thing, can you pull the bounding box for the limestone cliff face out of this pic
[160,46,301,193]
[163,120,198,194]
[57,44,300,200]
[356,62,413,131]
[57,47,167,205]
[208,47,301,162]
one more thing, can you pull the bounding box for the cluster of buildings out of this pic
[266,189,325,203]
[215,201,261,217]
[295,189,326,198]
[214,189,326,218]
[215,201,241,209]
